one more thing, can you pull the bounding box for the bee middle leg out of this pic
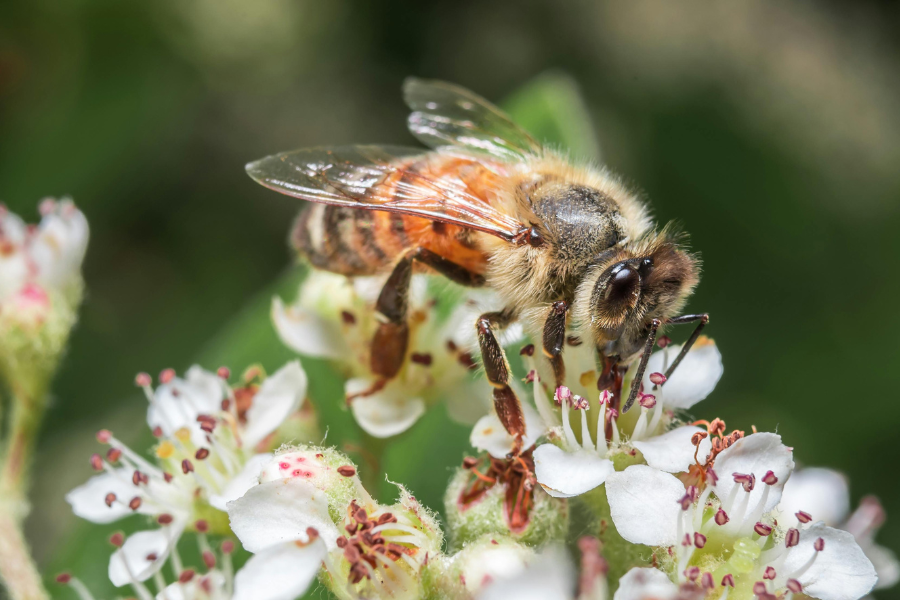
[351,247,486,400]
[541,300,569,389]
[476,309,526,455]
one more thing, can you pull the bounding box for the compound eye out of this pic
[605,264,641,305]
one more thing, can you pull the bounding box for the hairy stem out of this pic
[1,394,44,493]
[0,387,51,600]
[0,502,49,600]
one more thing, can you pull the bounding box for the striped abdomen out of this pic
[291,155,500,276]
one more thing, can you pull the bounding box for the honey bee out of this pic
[247,79,708,453]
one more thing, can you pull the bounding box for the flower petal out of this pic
[614,567,678,600]
[866,542,899,590]
[227,478,338,553]
[471,401,547,459]
[778,467,850,528]
[184,366,224,413]
[209,453,273,511]
[606,465,684,546]
[147,368,222,445]
[478,546,575,600]
[533,444,614,499]
[66,470,141,524]
[242,361,307,448]
[233,539,325,600]
[632,426,710,473]
[711,432,794,513]
[783,522,877,600]
[271,297,347,360]
[108,528,180,586]
[347,378,425,438]
[643,338,723,409]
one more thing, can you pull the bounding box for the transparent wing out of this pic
[403,78,542,161]
[246,145,528,242]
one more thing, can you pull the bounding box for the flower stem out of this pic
[0,386,51,600]
[1,393,45,492]
[0,505,49,600]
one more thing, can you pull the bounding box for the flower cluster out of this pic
[65,361,313,593]
[57,272,897,600]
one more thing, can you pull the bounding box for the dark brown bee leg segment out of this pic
[411,247,487,287]
[370,253,416,380]
[370,248,486,383]
[622,319,662,413]
[477,310,525,455]
[662,313,710,380]
[542,301,569,388]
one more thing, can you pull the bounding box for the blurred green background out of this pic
[2,0,899,598]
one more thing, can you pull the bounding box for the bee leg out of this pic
[368,253,416,387]
[661,313,710,380]
[410,247,487,287]
[364,248,486,394]
[620,313,710,413]
[541,301,569,389]
[476,310,526,455]
[621,318,662,413]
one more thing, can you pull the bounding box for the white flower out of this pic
[639,338,723,410]
[605,432,878,600]
[477,546,577,600]
[514,338,721,498]
[273,271,519,437]
[473,538,608,600]
[434,535,536,597]
[66,361,309,588]
[227,450,442,600]
[780,467,899,591]
[58,532,236,600]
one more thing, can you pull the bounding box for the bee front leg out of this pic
[541,301,569,389]
[621,312,710,413]
[476,310,526,455]
[660,313,710,379]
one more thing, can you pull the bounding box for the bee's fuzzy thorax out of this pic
[483,152,658,327]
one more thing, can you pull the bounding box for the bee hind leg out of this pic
[477,310,526,456]
[354,248,486,401]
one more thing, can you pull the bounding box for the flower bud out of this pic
[0,200,88,394]
[443,461,568,550]
[258,445,373,516]
[427,534,535,598]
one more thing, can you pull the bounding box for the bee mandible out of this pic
[247,79,709,453]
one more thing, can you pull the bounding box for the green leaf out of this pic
[502,70,601,160]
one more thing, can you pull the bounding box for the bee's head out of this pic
[572,230,699,359]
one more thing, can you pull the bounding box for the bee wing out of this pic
[403,78,542,161]
[246,145,528,242]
